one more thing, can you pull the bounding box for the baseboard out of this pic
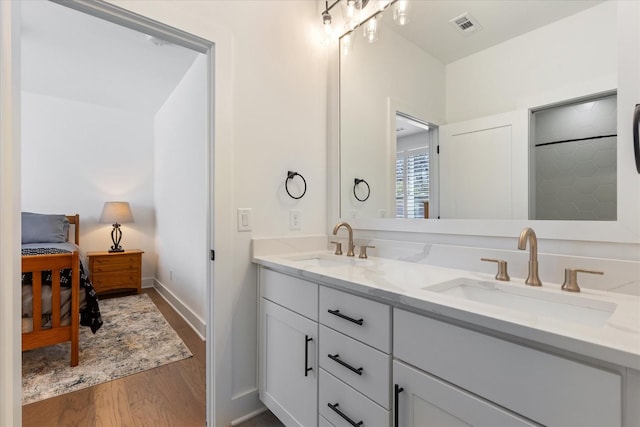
[151,278,206,340]
[231,407,268,426]
[141,277,155,289]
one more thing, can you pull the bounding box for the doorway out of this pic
[18,0,214,424]
[394,113,437,219]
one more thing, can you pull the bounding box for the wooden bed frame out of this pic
[22,214,81,367]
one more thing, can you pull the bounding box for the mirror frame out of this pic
[329,2,640,244]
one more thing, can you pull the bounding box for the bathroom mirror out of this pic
[339,0,618,221]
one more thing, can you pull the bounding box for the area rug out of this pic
[22,293,193,405]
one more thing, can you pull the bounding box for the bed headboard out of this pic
[66,214,80,245]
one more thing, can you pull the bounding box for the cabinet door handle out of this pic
[634,103,640,174]
[327,402,363,426]
[327,309,364,325]
[328,353,363,375]
[304,335,313,377]
[394,384,404,427]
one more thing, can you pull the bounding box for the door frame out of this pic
[0,2,23,425]
[0,1,217,424]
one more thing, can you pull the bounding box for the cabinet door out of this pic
[260,298,318,427]
[393,361,536,427]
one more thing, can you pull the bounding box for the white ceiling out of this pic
[20,1,201,114]
[21,1,603,114]
[378,0,603,64]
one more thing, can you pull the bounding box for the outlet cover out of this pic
[289,209,302,230]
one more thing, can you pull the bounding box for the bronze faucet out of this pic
[332,222,355,257]
[517,227,542,286]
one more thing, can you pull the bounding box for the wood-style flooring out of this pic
[22,288,206,427]
[236,410,284,427]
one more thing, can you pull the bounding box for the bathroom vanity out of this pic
[254,246,640,427]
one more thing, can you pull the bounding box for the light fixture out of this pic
[322,2,334,46]
[99,201,134,253]
[393,0,410,25]
[322,8,332,27]
[363,14,379,43]
[345,0,357,19]
[341,31,355,56]
[321,0,407,47]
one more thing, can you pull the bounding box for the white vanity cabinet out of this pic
[259,268,319,427]
[393,360,537,427]
[393,308,623,427]
[257,266,637,427]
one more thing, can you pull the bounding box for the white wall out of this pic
[21,91,157,277]
[154,54,207,332]
[107,1,329,425]
[446,1,617,123]
[341,23,445,218]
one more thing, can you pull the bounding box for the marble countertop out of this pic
[253,250,640,370]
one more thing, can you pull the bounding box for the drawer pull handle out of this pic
[328,309,363,326]
[328,353,363,375]
[304,335,313,377]
[327,402,363,427]
[394,384,404,427]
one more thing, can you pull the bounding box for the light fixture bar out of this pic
[324,0,342,16]
[335,0,400,39]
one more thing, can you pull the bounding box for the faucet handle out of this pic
[330,241,343,256]
[358,245,375,259]
[481,258,510,281]
[562,268,603,293]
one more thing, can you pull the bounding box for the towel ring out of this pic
[353,178,370,202]
[285,171,307,200]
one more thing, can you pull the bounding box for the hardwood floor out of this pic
[22,288,206,427]
[236,410,284,427]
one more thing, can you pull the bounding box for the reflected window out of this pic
[396,148,429,218]
[395,113,432,219]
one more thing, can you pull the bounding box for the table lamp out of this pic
[99,201,134,252]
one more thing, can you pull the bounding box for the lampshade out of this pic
[100,202,134,224]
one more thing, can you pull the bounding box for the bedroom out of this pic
[20,0,209,338]
[19,0,209,421]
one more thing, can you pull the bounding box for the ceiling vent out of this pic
[449,12,482,36]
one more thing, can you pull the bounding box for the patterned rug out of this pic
[22,293,193,405]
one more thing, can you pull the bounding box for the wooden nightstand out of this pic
[87,250,144,295]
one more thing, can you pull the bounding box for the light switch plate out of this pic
[237,208,252,232]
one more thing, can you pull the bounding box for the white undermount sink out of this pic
[423,278,617,327]
[286,254,372,268]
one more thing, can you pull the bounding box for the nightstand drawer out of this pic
[92,271,139,288]
[91,255,140,273]
[87,250,143,294]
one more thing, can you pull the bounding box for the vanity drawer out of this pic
[319,286,391,352]
[394,308,622,427]
[319,369,389,427]
[319,325,390,409]
[260,268,318,320]
[319,415,333,427]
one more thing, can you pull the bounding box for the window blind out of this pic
[396,147,429,218]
